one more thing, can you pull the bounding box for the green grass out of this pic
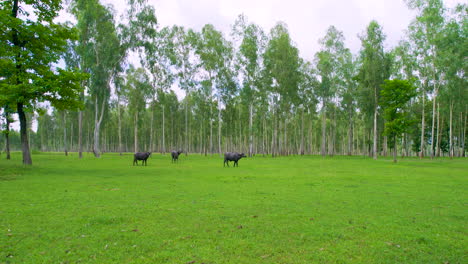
[0,152,466,263]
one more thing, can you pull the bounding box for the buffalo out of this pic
[133,152,151,166]
[171,150,183,163]
[224,152,246,167]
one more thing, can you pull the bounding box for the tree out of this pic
[263,22,301,156]
[1,105,14,160]
[232,14,266,157]
[172,26,200,155]
[0,0,85,164]
[406,0,446,158]
[314,26,349,156]
[381,79,417,162]
[438,6,467,158]
[123,67,152,153]
[196,24,235,155]
[340,52,358,156]
[356,21,392,160]
[71,0,122,158]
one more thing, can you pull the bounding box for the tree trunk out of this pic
[430,93,437,158]
[150,101,154,153]
[373,106,378,160]
[5,111,11,160]
[331,107,336,156]
[12,2,31,164]
[462,110,467,157]
[383,136,387,156]
[300,107,305,155]
[419,91,425,158]
[271,106,277,157]
[209,103,213,155]
[93,97,105,158]
[249,103,253,157]
[402,133,407,157]
[449,101,453,159]
[435,102,440,157]
[218,101,222,156]
[134,111,138,153]
[17,103,32,165]
[118,100,123,155]
[63,111,68,156]
[321,101,326,157]
[78,110,83,158]
[185,99,188,155]
[162,105,166,154]
[347,111,353,156]
[393,135,397,163]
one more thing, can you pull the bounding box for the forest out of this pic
[1,0,467,165]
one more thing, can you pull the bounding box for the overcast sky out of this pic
[99,0,461,61]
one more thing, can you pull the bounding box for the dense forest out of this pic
[1,0,467,165]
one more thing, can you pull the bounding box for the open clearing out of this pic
[0,153,466,263]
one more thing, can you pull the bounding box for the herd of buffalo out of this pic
[133,151,247,167]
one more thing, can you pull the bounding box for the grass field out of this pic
[0,152,466,263]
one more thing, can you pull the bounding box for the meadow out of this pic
[0,152,466,263]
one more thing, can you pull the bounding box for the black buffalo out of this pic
[133,152,151,166]
[171,150,183,163]
[224,152,246,167]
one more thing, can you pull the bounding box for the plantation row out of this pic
[1,0,466,164]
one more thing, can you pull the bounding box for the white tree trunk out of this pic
[300,108,304,155]
[321,100,326,157]
[449,101,453,159]
[185,100,188,155]
[63,111,67,156]
[162,105,166,154]
[118,99,123,155]
[435,102,440,157]
[134,111,138,153]
[93,97,106,158]
[373,106,378,160]
[150,101,154,153]
[249,103,253,156]
[430,89,438,158]
[419,91,425,158]
[218,100,222,156]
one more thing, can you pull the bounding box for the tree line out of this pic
[1,0,466,165]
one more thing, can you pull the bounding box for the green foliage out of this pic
[356,21,392,115]
[381,79,417,144]
[71,0,122,100]
[0,0,85,111]
[123,67,153,115]
[263,22,301,108]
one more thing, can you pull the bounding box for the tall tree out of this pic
[314,26,348,156]
[232,14,266,156]
[172,26,200,155]
[438,6,467,158]
[72,0,122,158]
[0,0,85,164]
[381,79,417,162]
[356,21,392,160]
[263,22,301,156]
[406,0,446,158]
[197,24,234,155]
[123,67,152,152]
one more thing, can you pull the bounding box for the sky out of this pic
[100,0,460,61]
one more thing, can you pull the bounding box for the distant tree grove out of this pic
[1,0,467,164]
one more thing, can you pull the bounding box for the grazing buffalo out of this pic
[133,152,151,166]
[224,152,246,167]
[171,150,183,163]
